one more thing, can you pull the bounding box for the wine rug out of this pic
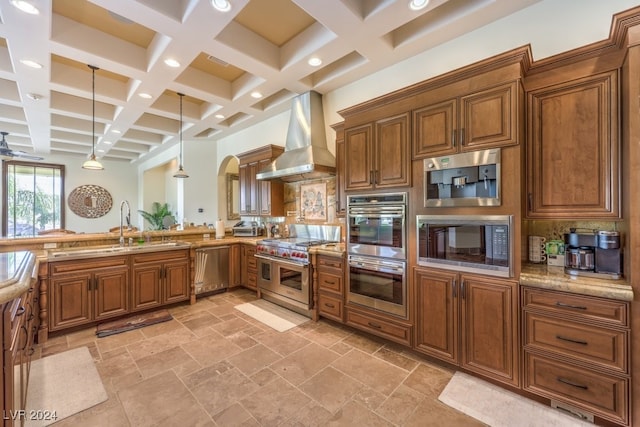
[234,299,309,332]
[23,346,108,427]
[438,371,592,426]
[96,309,173,337]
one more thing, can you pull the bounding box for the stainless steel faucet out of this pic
[119,200,131,247]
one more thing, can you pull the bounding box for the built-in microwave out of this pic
[417,215,513,277]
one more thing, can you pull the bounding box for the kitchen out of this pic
[1,0,640,426]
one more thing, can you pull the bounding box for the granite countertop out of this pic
[0,251,37,305]
[519,263,633,302]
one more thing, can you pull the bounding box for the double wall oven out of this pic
[347,193,408,319]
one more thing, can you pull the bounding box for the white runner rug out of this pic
[235,299,309,332]
[23,346,108,427]
[439,372,592,427]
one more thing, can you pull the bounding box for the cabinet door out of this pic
[526,71,619,218]
[239,162,259,215]
[229,244,241,288]
[461,81,519,151]
[240,245,248,287]
[334,126,346,216]
[344,124,374,191]
[94,268,129,321]
[49,273,92,330]
[413,99,457,158]
[375,113,411,188]
[258,158,273,216]
[460,274,519,386]
[164,259,190,303]
[131,264,163,311]
[413,268,458,363]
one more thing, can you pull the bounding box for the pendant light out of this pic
[82,64,104,170]
[173,92,189,178]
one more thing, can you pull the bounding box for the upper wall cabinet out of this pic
[332,123,346,217]
[344,112,411,191]
[413,81,522,159]
[526,70,620,219]
[237,145,284,217]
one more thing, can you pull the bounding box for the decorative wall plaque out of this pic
[68,184,113,218]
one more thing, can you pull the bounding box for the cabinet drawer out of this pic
[524,312,627,373]
[523,287,628,326]
[317,256,344,271]
[317,271,343,294]
[318,293,343,322]
[246,272,257,290]
[131,249,189,264]
[524,353,628,425]
[346,309,411,346]
[50,256,128,275]
[247,255,257,270]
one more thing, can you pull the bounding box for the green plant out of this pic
[138,202,174,230]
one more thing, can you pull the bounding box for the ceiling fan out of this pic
[0,132,44,161]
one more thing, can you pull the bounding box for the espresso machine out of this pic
[563,229,623,279]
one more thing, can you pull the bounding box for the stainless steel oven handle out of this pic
[349,260,404,273]
[348,210,404,216]
[255,254,308,269]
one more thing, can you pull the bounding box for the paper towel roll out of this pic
[215,220,225,239]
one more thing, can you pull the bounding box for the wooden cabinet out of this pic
[241,244,257,291]
[316,254,345,322]
[413,81,521,158]
[344,112,411,191]
[2,272,38,426]
[345,305,412,346]
[237,145,284,216]
[131,249,189,311]
[229,244,241,289]
[526,70,619,218]
[332,123,346,217]
[414,267,519,387]
[49,256,129,331]
[522,287,630,425]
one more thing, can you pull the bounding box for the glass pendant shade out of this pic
[82,64,103,170]
[174,92,188,178]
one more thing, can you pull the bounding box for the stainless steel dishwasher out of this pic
[194,246,229,295]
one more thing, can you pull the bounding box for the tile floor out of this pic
[35,289,485,426]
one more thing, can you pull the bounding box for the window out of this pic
[2,161,65,237]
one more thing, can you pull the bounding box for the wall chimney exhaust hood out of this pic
[256,91,335,182]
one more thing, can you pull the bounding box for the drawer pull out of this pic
[367,322,382,329]
[556,335,588,345]
[555,302,587,310]
[325,303,335,308]
[557,377,588,390]
[325,280,336,285]
[16,306,25,316]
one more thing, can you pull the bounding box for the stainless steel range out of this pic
[255,224,340,317]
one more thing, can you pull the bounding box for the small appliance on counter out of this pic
[232,221,264,237]
[563,228,623,279]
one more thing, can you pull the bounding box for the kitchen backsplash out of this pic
[524,220,620,241]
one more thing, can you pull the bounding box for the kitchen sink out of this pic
[48,241,189,258]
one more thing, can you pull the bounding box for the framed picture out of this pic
[301,182,326,220]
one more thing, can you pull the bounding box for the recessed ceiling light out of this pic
[409,0,429,11]
[11,1,39,15]
[308,57,322,67]
[215,114,225,119]
[20,59,42,69]
[139,93,152,99]
[97,149,105,153]
[211,0,231,12]
[103,141,113,145]
[164,58,180,68]
[250,91,262,99]
[111,129,121,134]
[26,93,42,101]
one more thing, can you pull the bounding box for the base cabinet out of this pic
[131,250,189,311]
[241,244,257,291]
[414,267,519,387]
[522,287,630,426]
[316,254,345,322]
[49,256,129,331]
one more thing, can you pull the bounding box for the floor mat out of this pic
[24,346,108,427]
[96,309,173,337]
[439,371,592,426]
[234,299,309,332]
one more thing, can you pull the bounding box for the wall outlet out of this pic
[43,242,57,249]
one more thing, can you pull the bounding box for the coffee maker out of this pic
[563,229,623,279]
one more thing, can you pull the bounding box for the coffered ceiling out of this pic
[0,0,539,164]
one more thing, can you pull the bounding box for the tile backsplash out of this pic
[524,220,620,241]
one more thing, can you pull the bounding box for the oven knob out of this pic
[283,252,289,257]
[270,249,276,255]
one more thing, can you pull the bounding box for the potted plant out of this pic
[138,202,175,230]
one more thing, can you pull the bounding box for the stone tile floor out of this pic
[35,288,484,426]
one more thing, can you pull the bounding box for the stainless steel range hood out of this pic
[256,91,335,182]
